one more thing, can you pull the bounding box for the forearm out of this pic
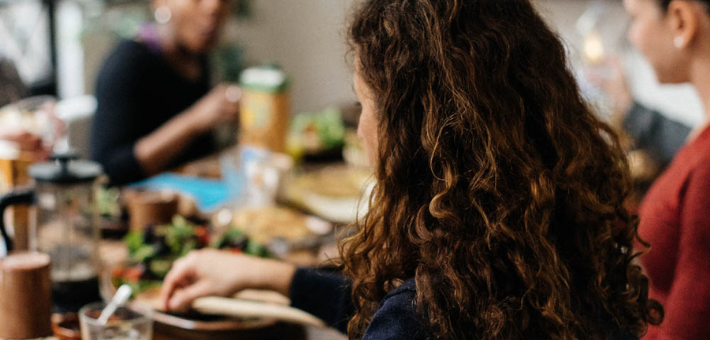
[245,258,298,297]
[134,110,204,176]
[653,272,710,339]
[657,168,710,339]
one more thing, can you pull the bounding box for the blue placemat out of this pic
[130,173,232,212]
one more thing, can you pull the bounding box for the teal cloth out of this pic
[130,173,231,212]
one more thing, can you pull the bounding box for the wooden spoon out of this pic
[192,297,326,328]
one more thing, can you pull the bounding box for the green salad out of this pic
[112,216,268,297]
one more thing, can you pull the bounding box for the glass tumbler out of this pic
[79,302,153,340]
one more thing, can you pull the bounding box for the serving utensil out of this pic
[192,297,326,328]
[97,284,132,324]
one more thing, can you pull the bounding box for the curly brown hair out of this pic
[340,0,663,339]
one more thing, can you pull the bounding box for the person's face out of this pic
[156,0,232,54]
[354,69,379,168]
[624,0,689,83]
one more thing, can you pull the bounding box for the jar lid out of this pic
[239,64,289,93]
[29,153,103,184]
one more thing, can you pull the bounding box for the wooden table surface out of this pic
[1,324,347,340]
[153,323,346,340]
[55,154,349,340]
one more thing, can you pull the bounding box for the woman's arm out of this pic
[160,250,356,333]
[649,163,710,339]
[91,47,147,185]
[160,250,297,312]
[289,268,355,333]
[91,42,239,185]
[134,84,239,176]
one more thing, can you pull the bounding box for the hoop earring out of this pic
[155,6,172,24]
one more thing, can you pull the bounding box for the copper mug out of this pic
[0,252,53,339]
[124,189,179,230]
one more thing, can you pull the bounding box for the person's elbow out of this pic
[91,143,144,186]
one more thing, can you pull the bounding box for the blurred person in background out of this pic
[624,0,710,338]
[0,57,51,158]
[91,0,240,186]
[0,57,26,107]
[159,0,662,339]
[0,130,46,158]
[592,56,691,168]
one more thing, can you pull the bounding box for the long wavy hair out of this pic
[340,0,663,339]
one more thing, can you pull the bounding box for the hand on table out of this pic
[160,249,296,313]
[187,84,241,134]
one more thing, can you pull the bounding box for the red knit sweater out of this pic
[638,126,710,340]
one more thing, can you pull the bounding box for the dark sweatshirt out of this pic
[91,40,216,185]
[289,269,639,340]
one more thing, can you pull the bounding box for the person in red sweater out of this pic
[624,0,710,338]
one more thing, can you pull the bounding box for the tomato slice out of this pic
[124,266,144,281]
[195,226,210,247]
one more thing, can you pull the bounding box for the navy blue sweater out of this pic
[289,268,640,340]
[290,268,426,339]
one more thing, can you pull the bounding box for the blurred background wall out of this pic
[1,0,704,126]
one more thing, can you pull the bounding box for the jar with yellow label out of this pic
[239,65,291,153]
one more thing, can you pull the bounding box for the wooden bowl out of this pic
[52,313,81,340]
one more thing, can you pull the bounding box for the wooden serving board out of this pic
[135,287,279,331]
[103,273,277,332]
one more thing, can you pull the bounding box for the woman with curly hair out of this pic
[160,0,662,338]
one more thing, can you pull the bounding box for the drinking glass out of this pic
[79,302,153,340]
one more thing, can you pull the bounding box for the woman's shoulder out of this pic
[387,278,417,297]
[366,279,638,340]
[110,39,153,60]
[685,126,710,166]
[363,278,427,340]
[96,40,157,91]
[681,132,710,183]
[100,40,154,74]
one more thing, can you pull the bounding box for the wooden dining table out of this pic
[152,323,346,340]
[0,325,346,340]
[98,235,345,340]
[0,152,351,340]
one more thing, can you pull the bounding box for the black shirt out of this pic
[289,269,640,340]
[289,268,427,340]
[91,40,216,185]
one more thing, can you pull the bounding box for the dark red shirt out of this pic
[638,126,710,339]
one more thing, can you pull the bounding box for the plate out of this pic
[286,166,374,224]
